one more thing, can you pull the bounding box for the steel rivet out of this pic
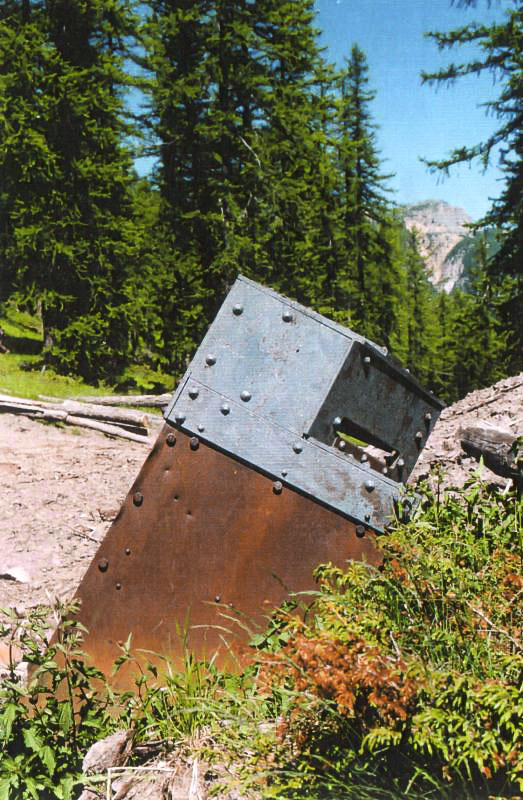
[98,558,109,573]
[240,390,251,402]
[281,469,288,477]
[220,403,230,415]
[214,595,221,603]
[363,355,371,368]
[188,386,199,400]
[293,441,303,454]
[133,492,143,507]
[424,411,432,425]
[397,458,405,469]
[125,548,131,556]
[197,424,205,432]
[273,481,283,495]
[338,441,346,451]
[415,431,423,447]
[364,480,375,492]
[382,467,388,475]
[282,309,293,323]
[174,412,186,425]
[206,354,216,366]
[116,583,122,591]
[166,433,176,447]
[365,514,371,522]
[361,454,368,463]
[332,416,342,428]
[232,303,243,315]
[190,436,199,451]
[356,525,365,538]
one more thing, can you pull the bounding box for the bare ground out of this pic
[1,373,522,614]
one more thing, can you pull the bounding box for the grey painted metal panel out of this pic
[167,380,401,531]
[308,342,442,478]
[169,278,352,436]
[164,275,444,532]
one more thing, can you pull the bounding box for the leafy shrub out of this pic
[0,603,116,800]
[260,477,523,798]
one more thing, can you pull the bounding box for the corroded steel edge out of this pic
[67,426,381,685]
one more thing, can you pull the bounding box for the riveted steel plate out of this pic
[169,379,400,532]
[308,342,443,478]
[166,277,358,436]
[70,427,380,684]
[165,276,443,522]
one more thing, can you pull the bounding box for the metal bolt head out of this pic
[338,441,346,451]
[197,424,205,432]
[361,453,368,463]
[282,309,293,323]
[424,411,432,425]
[281,469,288,477]
[293,441,303,454]
[166,433,176,447]
[205,354,216,366]
[232,303,243,315]
[363,355,371,368]
[356,525,365,538]
[116,582,122,591]
[364,480,375,492]
[214,595,221,603]
[397,458,405,469]
[174,412,186,425]
[220,403,230,415]
[240,390,251,402]
[133,491,143,507]
[332,416,342,428]
[273,481,283,495]
[125,548,131,556]
[190,436,199,451]
[188,386,199,400]
[382,467,388,475]
[98,558,109,573]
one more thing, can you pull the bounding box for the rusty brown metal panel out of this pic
[71,425,380,684]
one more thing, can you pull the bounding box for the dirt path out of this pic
[0,414,151,612]
[1,373,521,614]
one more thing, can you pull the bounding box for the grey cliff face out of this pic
[403,200,473,292]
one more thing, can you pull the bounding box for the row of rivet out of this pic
[231,302,294,324]
[190,386,252,404]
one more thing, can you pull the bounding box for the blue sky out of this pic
[314,0,509,220]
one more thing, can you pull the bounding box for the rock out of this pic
[0,567,31,584]
[82,730,133,775]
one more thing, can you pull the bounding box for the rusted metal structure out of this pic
[71,276,443,680]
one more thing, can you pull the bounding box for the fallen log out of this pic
[66,393,172,408]
[0,395,157,444]
[460,423,522,480]
[64,415,155,445]
[38,398,163,430]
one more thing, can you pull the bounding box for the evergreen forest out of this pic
[0,0,521,404]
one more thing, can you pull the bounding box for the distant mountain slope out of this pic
[402,200,474,292]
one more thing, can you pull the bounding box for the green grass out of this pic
[0,352,117,401]
[0,303,173,401]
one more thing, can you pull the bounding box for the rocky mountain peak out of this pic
[403,200,473,292]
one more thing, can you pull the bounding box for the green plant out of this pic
[0,603,116,800]
[258,478,523,798]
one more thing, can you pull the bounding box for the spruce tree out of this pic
[0,0,138,381]
[422,1,522,374]
[331,45,399,348]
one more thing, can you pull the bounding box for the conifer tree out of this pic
[0,0,139,381]
[332,45,399,348]
[422,1,522,374]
